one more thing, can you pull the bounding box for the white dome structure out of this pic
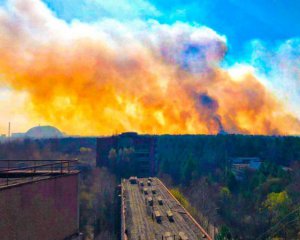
[25,126,64,139]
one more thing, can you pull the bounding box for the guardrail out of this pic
[156,178,213,240]
[121,180,128,240]
[0,160,78,187]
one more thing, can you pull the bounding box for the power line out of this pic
[256,205,300,240]
[268,218,299,239]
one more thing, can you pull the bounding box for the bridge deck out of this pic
[122,177,210,240]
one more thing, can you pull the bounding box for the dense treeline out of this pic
[157,134,300,184]
[1,135,300,239]
[0,138,96,160]
[80,167,118,240]
[156,135,300,239]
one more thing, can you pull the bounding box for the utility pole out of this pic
[8,122,10,138]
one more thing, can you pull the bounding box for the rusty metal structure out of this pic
[0,160,77,187]
[0,160,81,240]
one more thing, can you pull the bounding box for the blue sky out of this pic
[41,0,300,61]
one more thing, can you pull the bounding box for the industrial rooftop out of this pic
[121,177,211,240]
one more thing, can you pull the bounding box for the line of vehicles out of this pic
[128,176,193,240]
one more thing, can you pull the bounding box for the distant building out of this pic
[231,157,262,180]
[25,125,64,138]
[96,132,157,177]
[0,134,6,142]
[6,126,65,140]
[281,166,293,172]
[11,132,25,138]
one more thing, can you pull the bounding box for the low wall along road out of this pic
[121,177,212,240]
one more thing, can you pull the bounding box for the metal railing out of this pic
[0,160,78,187]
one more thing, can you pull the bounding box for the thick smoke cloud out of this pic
[197,93,224,133]
[0,0,299,135]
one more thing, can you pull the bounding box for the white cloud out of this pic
[227,63,255,82]
[250,38,300,118]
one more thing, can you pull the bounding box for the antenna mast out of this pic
[8,122,10,138]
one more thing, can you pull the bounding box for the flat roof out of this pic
[0,170,79,190]
[122,177,210,240]
[0,160,79,190]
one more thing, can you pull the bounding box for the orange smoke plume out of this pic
[0,0,299,135]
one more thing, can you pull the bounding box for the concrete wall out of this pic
[0,174,79,240]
